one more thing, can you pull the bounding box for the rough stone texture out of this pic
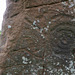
[0,0,75,75]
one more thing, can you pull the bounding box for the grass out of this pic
[0,31,1,35]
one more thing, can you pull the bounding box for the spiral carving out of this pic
[50,22,75,55]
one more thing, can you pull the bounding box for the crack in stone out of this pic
[25,0,68,9]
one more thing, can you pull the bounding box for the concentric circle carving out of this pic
[50,22,75,55]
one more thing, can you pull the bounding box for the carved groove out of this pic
[50,22,75,55]
[10,12,19,18]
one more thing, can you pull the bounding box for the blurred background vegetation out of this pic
[0,30,1,35]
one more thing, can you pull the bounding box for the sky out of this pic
[0,0,6,30]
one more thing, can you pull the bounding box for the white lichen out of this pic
[7,73,12,75]
[38,66,43,69]
[29,61,32,64]
[32,72,37,75]
[44,27,48,31]
[37,20,40,22]
[69,2,74,8]
[33,21,36,26]
[23,61,28,64]
[56,9,59,11]
[41,34,45,38]
[27,48,30,51]
[71,18,75,21]
[8,25,11,29]
[57,62,60,65]
[33,27,38,29]
[22,56,28,64]
[69,61,73,69]
[49,21,51,24]
[62,2,68,6]
[40,29,43,33]
[47,25,49,28]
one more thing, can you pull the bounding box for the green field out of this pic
[0,31,1,35]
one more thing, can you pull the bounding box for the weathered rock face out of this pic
[0,0,75,75]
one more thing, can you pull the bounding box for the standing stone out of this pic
[0,0,75,75]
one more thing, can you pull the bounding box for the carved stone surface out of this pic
[0,0,75,75]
